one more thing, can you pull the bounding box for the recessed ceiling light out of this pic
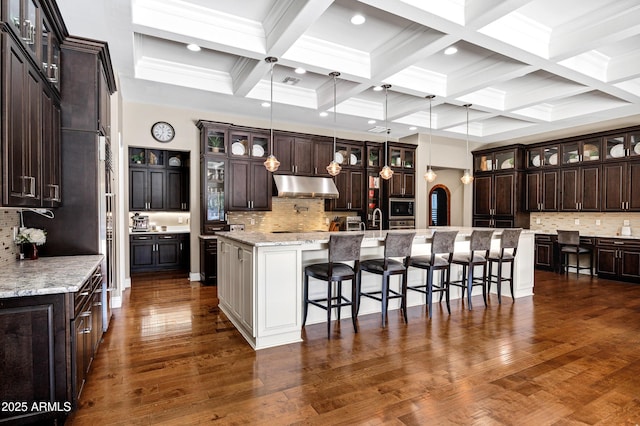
[320,111,328,117]
[261,102,270,108]
[444,46,458,55]
[294,67,306,74]
[350,14,365,25]
[187,43,201,52]
[409,126,417,130]
[368,119,376,124]
[373,86,383,91]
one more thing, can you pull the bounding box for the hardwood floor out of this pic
[66,270,640,425]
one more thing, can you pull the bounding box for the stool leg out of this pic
[487,261,493,295]
[438,270,445,302]
[481,263,488,307]
[444,267,451,315]
[326,280,333,339]
[467,263,473,311]
[590,250,594,276]
[381,274,389,327]
[509,261,515,302]
[302,274,309,327]
[497,261,503,304]
[337,281,342,321]
[401,271,408,323]
[356,271,362,316]
[576,252,580,277]
[351,277,358,333]
[427,269,433,319]
[460,264,467,302]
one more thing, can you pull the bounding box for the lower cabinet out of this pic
[534,234,557,271]
[200,237,217,285]
[218,239,254,337]
[596,238,640,282]
[130,233,190,273]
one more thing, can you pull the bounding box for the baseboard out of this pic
[189,272,201,282]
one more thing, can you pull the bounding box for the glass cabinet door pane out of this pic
[250,134,268,158]
[206,129,225,154]
[41,21,49,67]
[130,148,145,165]
[335,144,348,165]
[230,132,249,157]
[206,160,225,221]
[605,135,625,159]
[147,149,165,166]
[25,0,37,52]
[543,146,558,166]
[8,0,21,33]
[50,33,60,84]
[390,148,402,167]
[367,146,380,167]
[629,132,640,158]
[562,142,579,165]
[350,146,362,166]
[582,138,600,161]
[475,154,492,172]
[527,149,541,168]
[403,150,414,168]
[494,151,514,170]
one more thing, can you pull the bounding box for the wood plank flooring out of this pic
[66,270,640,425]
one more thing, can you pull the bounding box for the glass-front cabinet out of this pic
[229,130,269,159]
[334,142,363,168]
[204,158,225,224]
[604,132,640,160]
[525,144,559,169]
[6,0,38,53]
[389,146,414,169]
[560,138,600,165]
[41,19,60,87]
[366,143,381,169]
[203,127,227,155]
[129,148,165,167]
[475,147,520,173]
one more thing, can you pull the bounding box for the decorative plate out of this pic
[252,144,265,157]
[634,143,640,155]
[334,152,344,164]
[610,144,625,158]
[548,153,558,165]
[531,155,540,167]
[168,157,181,167]
[350,154,357,165]
[232,142,246,155]
[501,159,513,169]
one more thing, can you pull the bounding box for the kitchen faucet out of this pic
[372,208,383,231]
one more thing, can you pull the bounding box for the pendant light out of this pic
[460,103,474,185]
[263,56,280,172]
[379,84,394,180]
[423,94,437,183]
[326,71,342,176]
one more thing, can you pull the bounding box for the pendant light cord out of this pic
[383,84,391,166]
[270,60,274,154]
[331,72,340,158]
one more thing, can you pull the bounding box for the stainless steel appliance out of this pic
[338,216,363,231]
[389,219,415,229]
[389,198,415,229]
[131,213,149,232]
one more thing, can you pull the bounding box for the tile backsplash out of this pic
[530,212,640,236]
[0,210,20,264]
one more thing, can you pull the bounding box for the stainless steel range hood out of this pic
[273,175,339,199]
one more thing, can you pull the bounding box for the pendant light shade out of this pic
[379,84,394,180]
[263,56,280,173]
[460,103,474,185]
[326,71,342,177]
[423,94,437,183]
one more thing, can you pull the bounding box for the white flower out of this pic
[16,228,47,245]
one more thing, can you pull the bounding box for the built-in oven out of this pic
[389,198,415,229]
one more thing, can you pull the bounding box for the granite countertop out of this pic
[532,230,640,240]
[129,226,190,235]
[0,255,104,299]
[216,227,536,247]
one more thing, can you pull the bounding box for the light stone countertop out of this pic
[532,230,640,240]
[0,255,104,299]
[216,227,536,247]
[129,226,190,235]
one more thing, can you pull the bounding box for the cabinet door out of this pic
[560,168,579,211]
[157,239,180,267]
[494,174,515,216]
[273,136,294,173]
[349,170,364,210]
[313,140,333,176]
[166,169,185,210]
[580,165,600,211]
[293,138,313,175]
[620,248,640,280]
[596,246,617,275]
[473,175,493,216]
[332,172,350,210]
[228,160,250,210]
[41,91,61,207]
[130,238,155,269]
[129,169,147,211]
[602,162,625,211]
[390,172,404,197]
[148,169,166,210]
[402,172,415,197]
[250,161,272,210]
[629,162,640,211]
[535,239,554,270]
[541,170,558,211]
[239,245,254,334]
[525,173,540,212]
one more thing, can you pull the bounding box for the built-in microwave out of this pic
[389,198,415,219]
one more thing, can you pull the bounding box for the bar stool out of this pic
[487,228,522,304]
[557,230,593,277]
[303,233,364,339]
[450,230,494,311]
[407,230,458,318]
[357,232,416,327]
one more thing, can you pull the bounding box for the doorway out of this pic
[429,184,450,226]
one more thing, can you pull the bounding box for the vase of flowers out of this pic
[16,228,46,260]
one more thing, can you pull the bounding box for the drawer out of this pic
[131,234,154,241]
[156,234,179,240]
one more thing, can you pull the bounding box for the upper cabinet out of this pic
[603,132,640,161]
[560,138,601,165]
[229,128,269,160]
[475,146,522,173]
[334,140,364,168]
[525,143,559,169]
[273,134,313,175]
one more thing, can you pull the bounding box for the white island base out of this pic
[217,228,535,350]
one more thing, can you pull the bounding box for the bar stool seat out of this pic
[557,230,593,276]
[407,230,458,318]
[303,233,364,339]
[358,232,416,327]
[487,228,522,304]
[450,230,494,311]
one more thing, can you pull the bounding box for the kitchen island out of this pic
[216,228,535,350]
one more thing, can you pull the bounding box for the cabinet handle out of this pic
[179,243,183,251]
[237,247,242,260]
[79,310,91,318]
[315,167,317,174]
[49,64,59,83]
[93,301,102,307]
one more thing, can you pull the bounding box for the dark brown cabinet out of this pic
[274,135,313,175]
[534,234,557,271]
[312,138,334,176]
[389,171,415,197]
[130,233,189,273]
[200,238,217,285]
[330,169,364,211]
[228,160,272,211]
[559,165,600,211]
[602,161,640,212]
[525,170,558,212]
[387,142,415,198]
[596,238,640,283]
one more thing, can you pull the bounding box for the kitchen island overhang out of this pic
[216,228,535,350]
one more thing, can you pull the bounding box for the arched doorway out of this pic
[428,184,451,226]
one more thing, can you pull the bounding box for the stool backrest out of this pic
[384,232,416,259]
[329,233,364,263]
[470,230,494,253]
[498,228,522,258]
[429,230,458,265]
[556,230,579,246]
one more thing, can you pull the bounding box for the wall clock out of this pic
[151,121,175,143]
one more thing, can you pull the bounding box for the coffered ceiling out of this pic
[58,0,640,146]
